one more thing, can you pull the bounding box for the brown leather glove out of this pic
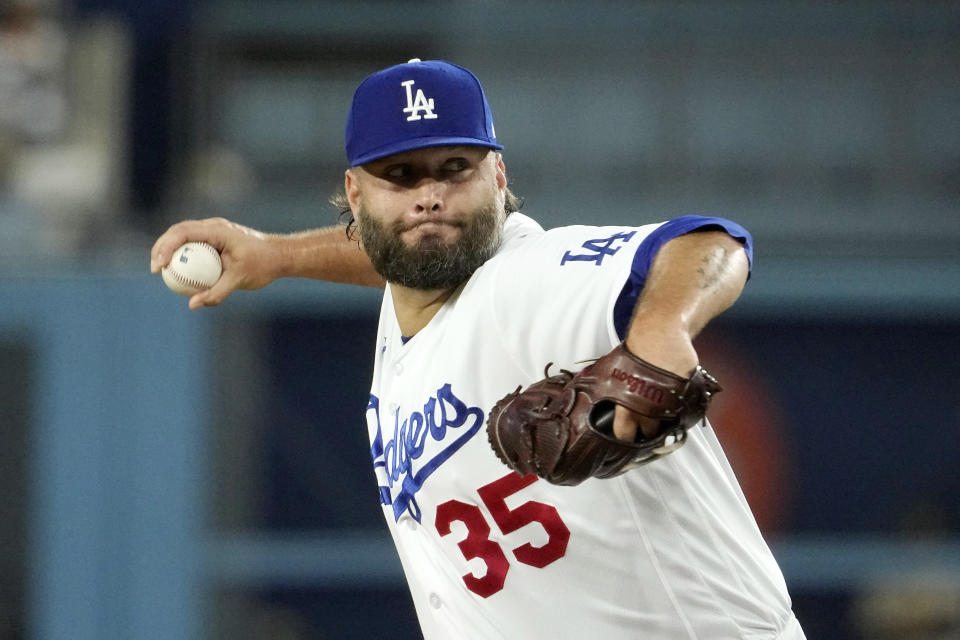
[486,342,722,485]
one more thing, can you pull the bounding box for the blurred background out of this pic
[1,1,959,638]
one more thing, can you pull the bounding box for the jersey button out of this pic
[428,593,442,609]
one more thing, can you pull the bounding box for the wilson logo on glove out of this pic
[610,368,665,402]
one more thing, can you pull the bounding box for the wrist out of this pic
[623,319,697,378]
[627,311,694,346]
[265,233,295,281]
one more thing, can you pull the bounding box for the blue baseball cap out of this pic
[345,58,504,166]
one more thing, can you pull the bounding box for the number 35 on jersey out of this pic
[436,472,570,598]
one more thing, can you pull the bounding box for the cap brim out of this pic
[351,136,504,166]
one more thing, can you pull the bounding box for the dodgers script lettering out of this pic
[369,384,484,522]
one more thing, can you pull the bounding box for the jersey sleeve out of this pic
[611,215,753,339]
[485,216,752,378]
[485,223,657,379]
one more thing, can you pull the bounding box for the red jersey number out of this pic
[435,472,571,598]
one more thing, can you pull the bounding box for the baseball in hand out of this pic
[161,242,223,296]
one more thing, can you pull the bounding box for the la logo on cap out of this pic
[400,57,437,122]
[401,79,437,121]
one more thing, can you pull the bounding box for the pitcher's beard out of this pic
[357,203,503,290]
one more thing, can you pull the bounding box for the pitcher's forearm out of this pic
[151,218,384,309]
[628,231,749,344]
[271,227,385,288]
[613,230,749,440]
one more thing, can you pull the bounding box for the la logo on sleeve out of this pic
[561,230,637,266]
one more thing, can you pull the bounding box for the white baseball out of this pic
[161,242,223,296]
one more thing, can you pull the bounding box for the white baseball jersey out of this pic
[365,212,805,640]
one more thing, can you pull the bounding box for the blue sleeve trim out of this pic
[613,216,754,340]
